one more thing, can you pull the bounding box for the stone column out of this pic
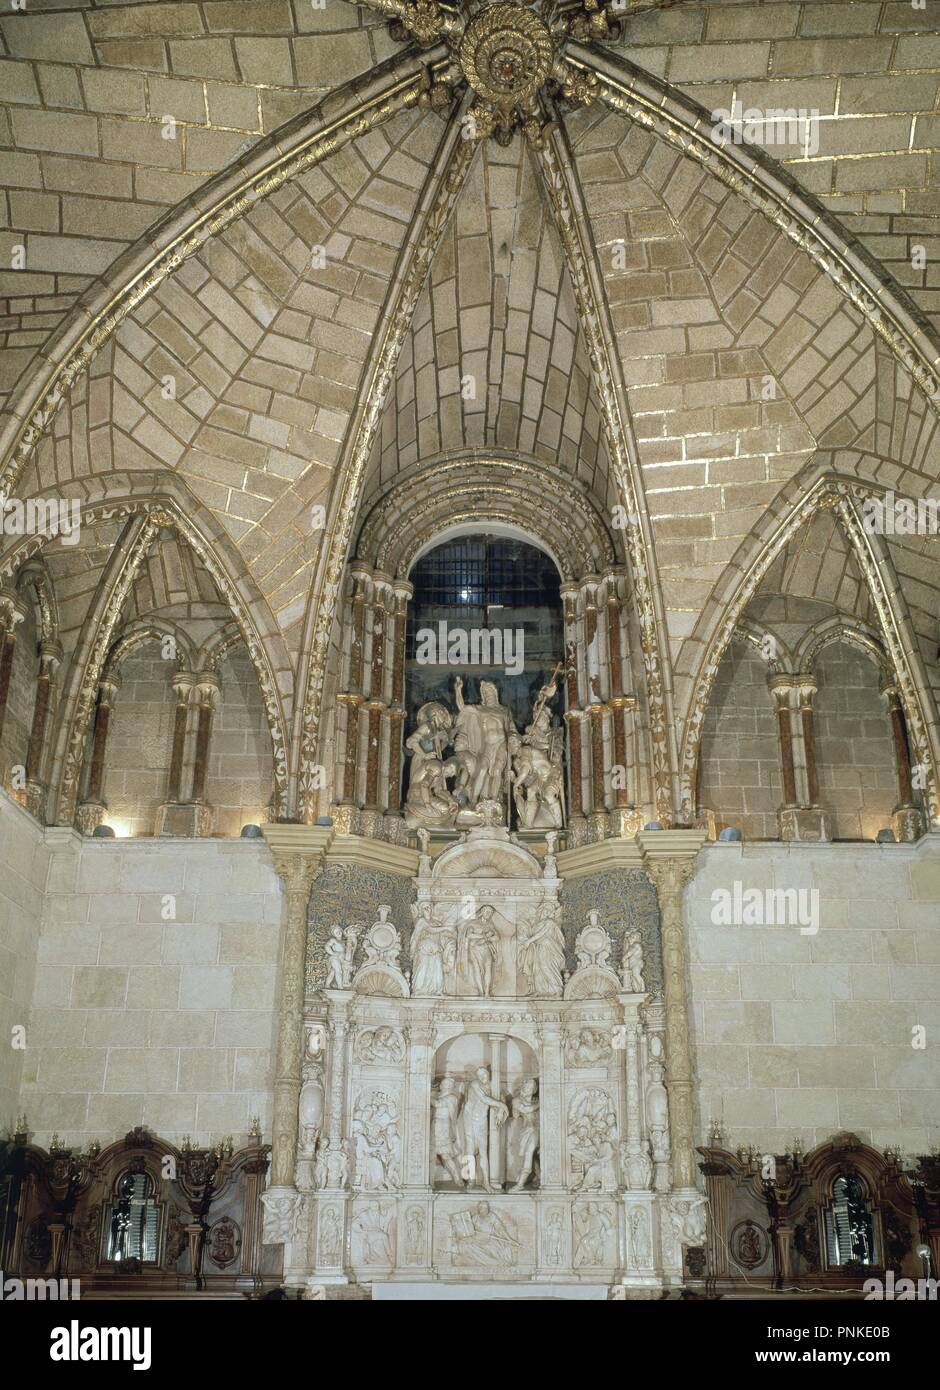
[605,577,624,701]
[769,676,798,808]
[565,708,586,823]
[363,699,385,811]
[23,639,62,819]
[261,823,333,1228]
[189,675,219,805]
[777,675,829,843]
[883,681,925,841]
[154,672,197,835]
[387,707,405,814]
[583,578,602,704]
[77,674,121,834]
[165,672,195,804]
[797,677,821,807]
[0,591,27,747]
[639,829,706,1193]
[337,693,362,805]
[386,581,411,815]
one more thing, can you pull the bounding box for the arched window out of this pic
[406,533,563,730]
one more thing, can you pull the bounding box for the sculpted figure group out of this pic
[411,899,565,997]
[431,1069,540,1193]
[404,670,564,830]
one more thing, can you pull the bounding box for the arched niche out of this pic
[697,636,782,841]
[431,1032,540,1191]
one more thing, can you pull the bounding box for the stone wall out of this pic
[19,831,283,1148]
[687,838,940,1157]
[814,641,899,841]
[698,638,781,840]
[0,791,49,1131]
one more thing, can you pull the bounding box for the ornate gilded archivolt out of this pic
[355,453,618,581]
[679,477,940,830]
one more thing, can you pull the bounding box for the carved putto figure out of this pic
[564,1027,612,1067]
[620,928,646,994]
[324,924,359,989]
[516,905,565,997]
[355,1026,405,1065]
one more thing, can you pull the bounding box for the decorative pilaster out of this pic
[536,1018,565,1190]
[77,674,121,833]
[23,639,62,819]
[640,829,705,1193]
[261,824,334,1205]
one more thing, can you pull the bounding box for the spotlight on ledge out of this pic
[92,824,116,838]
[240,824,263,839]
[316,816,333,826]
[718,827,742,842]
[876,828,896,843]
[643,821,663,831]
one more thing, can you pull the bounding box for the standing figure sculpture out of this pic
[457,903,500,997]
[430,1077,465,1187]
[516,905,566,996]
[511,1079,540,1191]
[410,905,456,996]
[463,1066,509,1192]
[511,663,565,829]
[452,676,514,809]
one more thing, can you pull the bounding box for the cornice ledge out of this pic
[261,823,335,861]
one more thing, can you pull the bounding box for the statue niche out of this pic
[431,1034,540,1193]
[404,668,564,831]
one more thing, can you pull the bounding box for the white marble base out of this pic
[372,1281,610,1300]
